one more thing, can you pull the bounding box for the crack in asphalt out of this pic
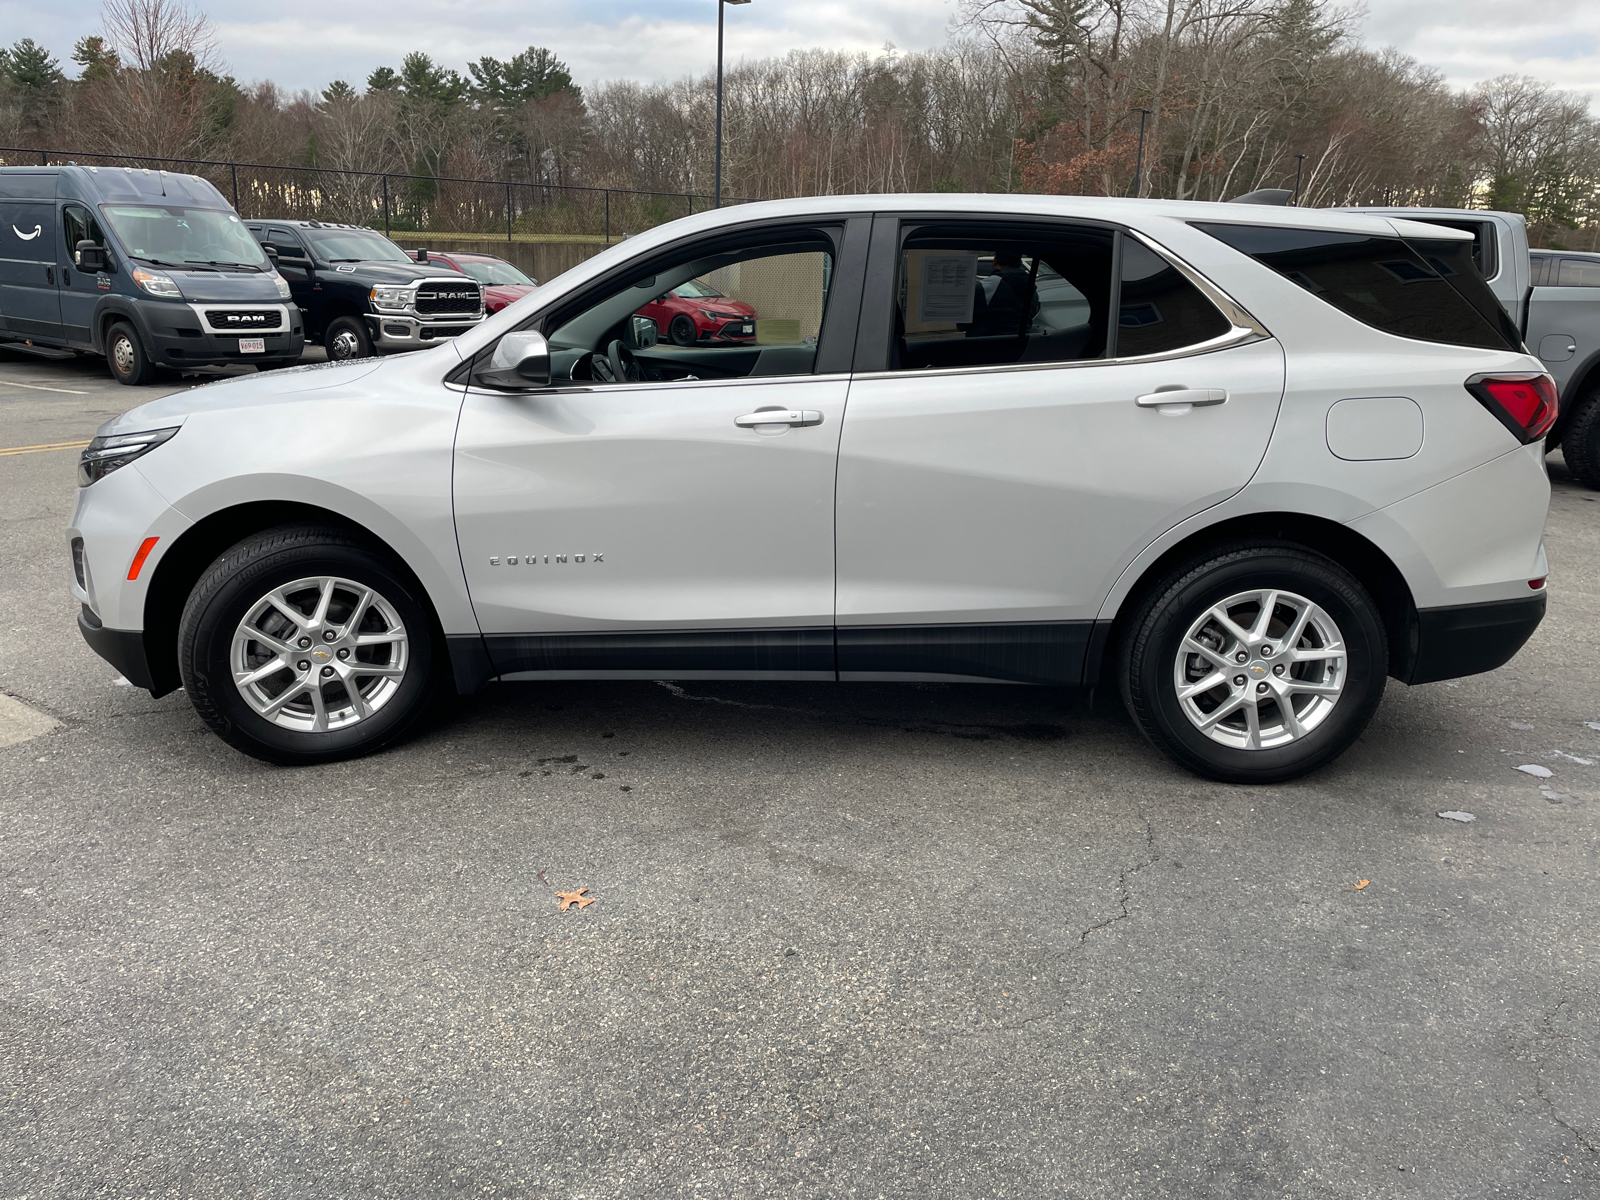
[1079,812,1160,944]
[1531,997,1600,1158]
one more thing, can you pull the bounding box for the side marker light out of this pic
[128,537,159,581]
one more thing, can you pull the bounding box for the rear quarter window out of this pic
[1192,222,1521,352]
[1557,258,1600,287]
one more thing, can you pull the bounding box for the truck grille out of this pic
[205,309,283,331]
[415,283,482,315]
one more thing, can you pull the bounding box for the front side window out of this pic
[98,204,268,270]
[1194,222,1520,352]
[62,204,107,263]
[543,235,837,383]
[301,227,412,263]
[889,226,1114,370]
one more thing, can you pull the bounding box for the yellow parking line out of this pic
[0,439,91,456]
[0,380,91,395]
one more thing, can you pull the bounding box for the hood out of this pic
[483,283,535,309]
[336,261,472,285]
[167,269,291,303]
[100,355,394,435]
[696,299,755,316]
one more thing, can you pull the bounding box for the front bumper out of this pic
[78,605,156,690]
[1404,592,1547,684]
[370,312,485,352]
[142,301,305,368]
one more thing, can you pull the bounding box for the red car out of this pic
[408,250,538,313]
[636,278,756,345]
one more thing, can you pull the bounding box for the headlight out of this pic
[131,267,182,298]
[78,427,180,487]
[370,285,410,311]
[273,273,292,299]
[698,309,725,321]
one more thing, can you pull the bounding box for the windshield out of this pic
[672,279,724,299]
[457,259,534,287]
[99,205,267,269]
[302,228,412,263]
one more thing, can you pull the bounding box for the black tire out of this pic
[1560,392,1600,489]
[325,315,374,362]
[669,314,698,346]
[1119,541,1387,784]
[105,320,155,385]
[177,524,440,765]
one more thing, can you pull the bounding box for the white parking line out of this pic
[0,380,91,395]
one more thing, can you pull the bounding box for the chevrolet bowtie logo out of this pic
[1250,665,1266,675]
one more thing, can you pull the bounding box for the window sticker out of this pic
[917,253,978,325]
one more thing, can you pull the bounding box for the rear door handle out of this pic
[1136,388,1227,408]
[735,409,823,428]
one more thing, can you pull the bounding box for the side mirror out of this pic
[263,244,279,263]
[626,315,659,350]
[415,247,429,263]
[474,330,551,391]
[76,239,107,272]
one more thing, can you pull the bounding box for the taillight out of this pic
[1465,372,1559,443]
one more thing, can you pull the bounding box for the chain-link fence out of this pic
[0,147,754,245]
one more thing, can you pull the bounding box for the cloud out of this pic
[1,0,1596,104]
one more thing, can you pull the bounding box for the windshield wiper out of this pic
[324,257,369,263]
[186,260,263,272]
[130,255,194,269]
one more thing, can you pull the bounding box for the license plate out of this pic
[239,337,265,354]
[741,324,753,334]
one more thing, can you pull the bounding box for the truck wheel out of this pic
[105,321,155,386]
[325,316,374,362]
[669,314,698,346]
[1560,391,1600,489]
[177,524,440,765]
[1120,541,1387,784]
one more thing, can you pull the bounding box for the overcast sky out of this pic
[1,0,1596,103]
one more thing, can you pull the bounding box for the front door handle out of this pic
[734,409,823,428]
[1136,388,1227,408]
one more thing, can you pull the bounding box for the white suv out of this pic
[68,196,1554,782]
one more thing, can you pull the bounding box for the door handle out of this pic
[1136,388,1227,408]
[734,409,823,428]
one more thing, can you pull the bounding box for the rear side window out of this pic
[1194,222,1520,352]
[1530,254,1555,287]
[1116,239,1232,358]
[1557,258,1600,287]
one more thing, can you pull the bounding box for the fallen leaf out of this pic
[556,888,595,911]
[1352,879,1369,890]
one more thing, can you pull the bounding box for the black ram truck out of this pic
[244,220,484,361]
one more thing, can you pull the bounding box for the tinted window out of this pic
[1116,239,1232,357]
[1193,222,1520,352]
[1530,254,1554,287]
[890,225,1114,370]
[1558,258,1600,287]
[1410,218,1496,278]
[302,227,411,263]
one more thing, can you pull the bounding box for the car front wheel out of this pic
[669,314,698,346]
[325,315,374,361]
[177,525,439,764]
[1120,542,1387,783]
[105,321,155,385]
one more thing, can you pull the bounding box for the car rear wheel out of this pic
[669,314,698,346]
[325,315,374,362]
[1560,391,1600,490]
[1120,542,1387,783]
[178,524,439,764]
[105,321,155,386]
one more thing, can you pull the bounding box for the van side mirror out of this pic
[76,239,108,272]
[415,248,429,263]
[474,331,551,391]
[627,315,659,350]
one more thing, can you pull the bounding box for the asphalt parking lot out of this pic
[2,345,1598,1199]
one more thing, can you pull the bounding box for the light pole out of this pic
[1132,108,1152,198]
[1292,154,1306,205]
[715,0,751,208]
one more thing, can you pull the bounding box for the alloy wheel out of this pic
[230,575,408,732]
[1172,587,1346,750]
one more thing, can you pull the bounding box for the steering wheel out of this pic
[589,339,641,384]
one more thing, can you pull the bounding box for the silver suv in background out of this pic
[69,196,1553,782]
